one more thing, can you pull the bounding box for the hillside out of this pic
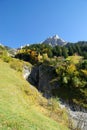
[0,60,69,130]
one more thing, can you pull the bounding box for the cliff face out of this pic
[28,64,59,98]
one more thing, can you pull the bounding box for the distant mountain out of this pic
[5,46,17,56]
[42,35,67,46]
[0,43,4,47]
[0,43,17,56]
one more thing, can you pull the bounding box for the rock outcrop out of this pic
[23,65,31,80]
[28,64,59,98]
[59,100,87,130]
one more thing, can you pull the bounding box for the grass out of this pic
[0,60,69,130]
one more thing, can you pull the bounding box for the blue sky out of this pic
[0,0,87,48]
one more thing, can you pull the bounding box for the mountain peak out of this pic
[42,34,67,46]
[53,34,60,39]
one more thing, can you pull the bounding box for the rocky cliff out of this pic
[28,64,59,98]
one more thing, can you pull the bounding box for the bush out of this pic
[2,55,11,63]
[0,50,11,63]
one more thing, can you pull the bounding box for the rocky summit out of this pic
[42,34,67,46]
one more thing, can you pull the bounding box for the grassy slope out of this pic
[0,60,69,130]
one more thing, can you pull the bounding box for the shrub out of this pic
[2,55,11,63]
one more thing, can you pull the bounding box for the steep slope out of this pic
[0,60,69,130]
[42,35,67,46]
